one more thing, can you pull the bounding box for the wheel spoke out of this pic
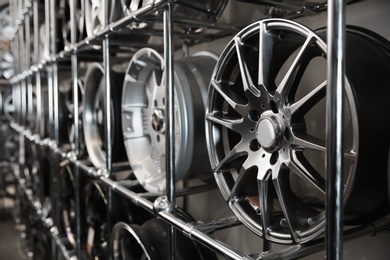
[214,142,248,172]
[292,133,326,152]
[276,35,315,97]
[229,159,257,202]
[210,79,247,111]
[257,168,273,238]
[235,37,260,98]
[258,22,275,89]
[206,112,243,131]
[289,80,326,117]
[289,150,326,194]
[273,170,301,242]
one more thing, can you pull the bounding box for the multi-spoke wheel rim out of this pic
[121,48,216,192]
[206,19,390,244]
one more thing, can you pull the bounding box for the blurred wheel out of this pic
[85,181,150,259]
[206,19,390,244]
[110,208,217,260]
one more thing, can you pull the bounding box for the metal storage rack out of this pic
[5,0,390,259]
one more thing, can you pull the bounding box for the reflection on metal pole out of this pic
[326,0,345,259]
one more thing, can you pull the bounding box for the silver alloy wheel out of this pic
[121,48,216,193]
[206,19,390,244]
[85,0,121,38]
[66,79,86,156]
[83,63,125,169]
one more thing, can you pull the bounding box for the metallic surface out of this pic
[121,48,216,193]
[205,19,359,244]
[326,0,345,259]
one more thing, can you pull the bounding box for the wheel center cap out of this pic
[151,109,165,133]
[256,117,283,150]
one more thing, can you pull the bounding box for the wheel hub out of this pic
[151,109,165,133]
[256,114,284,152]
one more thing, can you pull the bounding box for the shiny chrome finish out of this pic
[326,0,346,258]
[206,19,390,244]
[121,48,216,192]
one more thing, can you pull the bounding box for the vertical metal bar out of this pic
[25,8,33,130]
[325,0,345,259]
[103,0,112,175]
[70,0,82,258]
[53,63,59,144]
[103,0,113,258]
[36,71,42,136]
[44,0,50,60]
[164,3,176,259]
[33,0,40,64]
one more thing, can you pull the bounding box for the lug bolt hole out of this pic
[154,100,158,107]
[250,128,255,133]
[249,139,260,151]
[270,151,278,165]
[249,109,260,122]
[156,135,160,142]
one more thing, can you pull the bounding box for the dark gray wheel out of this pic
[206,19,390,244]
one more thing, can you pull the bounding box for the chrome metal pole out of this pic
[164,2,176,259]
[325,0,345,259]
[70,0,82,257]
[36,70,42,136]
[44,0,50,60]
[103,0,112,175]
[103,0,113,258]
[33,0,40,64]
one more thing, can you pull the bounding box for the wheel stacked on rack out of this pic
[205,18,390,244]
[59,160,87,249]
[82,63,127,169]
[65,78,87,156]
[110,208,217,260]
[84,181,151,259]
[121,48,216,192]
[24,141,50,205]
